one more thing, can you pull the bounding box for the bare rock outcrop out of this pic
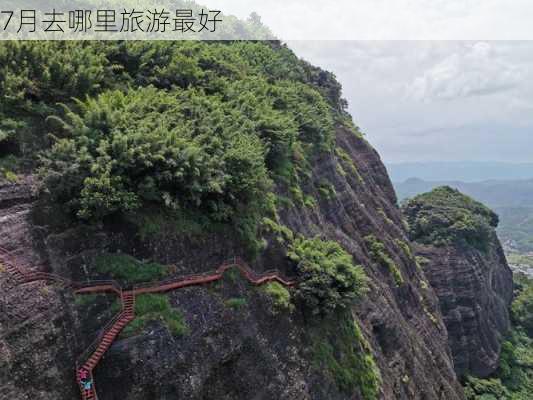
[403,186,513,378]
[0,129,467,400]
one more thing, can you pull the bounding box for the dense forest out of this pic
[1,41,343,236]
[0,40,370,316]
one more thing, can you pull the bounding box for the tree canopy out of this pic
[402,186,499,250]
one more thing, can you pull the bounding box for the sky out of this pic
[9,1,532,163]
[218,0,533,40]
[212,1,533,164]
[288,41,533,163]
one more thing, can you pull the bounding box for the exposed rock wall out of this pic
[401,186,514,378]
[0,177,80,400]
[1,128,466,399]
[414,240,513,378]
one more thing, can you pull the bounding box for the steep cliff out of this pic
[1,41,466,400]
[1,130,465,400]
[402,187,514,378]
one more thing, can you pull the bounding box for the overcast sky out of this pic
[288,41,533,163]
[214,1,533,164]
[220,0,533,40]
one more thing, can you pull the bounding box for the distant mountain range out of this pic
[394,177,533,208]
[387,161,533,183]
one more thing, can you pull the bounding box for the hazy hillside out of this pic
[387,162,533,183]
[394,178,533,208]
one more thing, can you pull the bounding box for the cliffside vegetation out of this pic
[402,186,499,251]
[0,40,370,299]
[364,235,404,286]
[0,41,356,254]
[309,311,381,399]
[124,294,188,337]
[464,274,533,400]
[287,236,368,315]
[0,39,383,398]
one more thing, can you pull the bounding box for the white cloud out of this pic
[407,42,523,101]
[219,0,533,39]
[288,41,533,163]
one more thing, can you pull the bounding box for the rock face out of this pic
[402,187,514,378]
[0,177,80,400]
[0,128,466,400]
[414,243,513,378]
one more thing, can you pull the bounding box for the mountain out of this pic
[0,39,513,400]
[387,162,533,183]
[394,177,533,208]
[402,187,513,377]
[394,178,533,252]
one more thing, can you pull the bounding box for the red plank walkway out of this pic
[0,246,296,400]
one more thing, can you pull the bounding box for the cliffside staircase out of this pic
[1,247,296,400]
[0,245,73,287]
[76,291,135,400]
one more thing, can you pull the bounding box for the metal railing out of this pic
[130,256,296,292]
[75,293,124,369]
[76,291,136,370]
[3,243,297,400]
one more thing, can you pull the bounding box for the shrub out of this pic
[123,294,187,337]
[365,235,404,286]
[94,253,171,284]
[394,239,414,260]
[225,297,247,310]
[261,217,294,244]
[311,312,381,398]
[0,154,21,180]
[1,169,18,183]
[263,282,294,313]
[511,277,533,336]
[318,179,336,199]
[335,147,363,183]
[463,376,508,400]
[462,276,533,399]
[288,236,368,315]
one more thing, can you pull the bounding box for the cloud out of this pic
[220,0,533,40]
[406,42,523,101]
[397,124,469,138]
[288,41,533,163]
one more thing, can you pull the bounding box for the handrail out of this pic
[1,244,124,294]
[2,243,297,400]
[75,307,123,368]
[74,280,123,296]
[130,258,296,292]
[130,270,218,291]
[1,246,296,292]
[76,290,136,370]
